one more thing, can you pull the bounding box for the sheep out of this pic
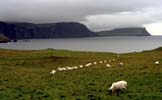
[58,67,66,71]
[112,59,116,62]
[73,66,78,69]
[119,62,124,66]
[57,67,63,71]
[79,65,83,68]
[85,63,92,67]
[50,70,56,75]
[117,54,120,58]
[109,60,112,63]
[109,80,127,95]
[106,64,111,67]
[104,60,107,63]
[66,67,73,70]
[99,61,103,64]
[155,61,160,65]
[93,62,97,65]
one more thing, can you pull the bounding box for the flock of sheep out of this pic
[50,57,123,75]
[49,55,160,95]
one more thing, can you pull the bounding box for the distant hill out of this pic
[96,27,151,36]
[0,21,97,39]
[0,34,10,43]
[0,21,150,39]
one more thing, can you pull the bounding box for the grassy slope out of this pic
[0,48,162,100]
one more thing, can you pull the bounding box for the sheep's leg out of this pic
[116,89,120,97]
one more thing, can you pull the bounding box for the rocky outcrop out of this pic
[0,34,11,43]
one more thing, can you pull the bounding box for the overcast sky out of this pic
[0,0,162,34]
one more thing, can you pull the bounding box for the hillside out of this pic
[96,27,151,36]
[0,21,97,39]
[0,48,162,99]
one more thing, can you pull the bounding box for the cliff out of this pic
[0,22,97,39]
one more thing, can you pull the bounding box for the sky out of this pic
[0,0,162,35]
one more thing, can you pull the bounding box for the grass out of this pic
[0,48,162,100]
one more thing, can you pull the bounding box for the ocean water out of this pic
[0,36,162,53]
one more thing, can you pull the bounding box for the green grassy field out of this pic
[0,48,162,100]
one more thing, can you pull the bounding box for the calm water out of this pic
[0,36,162,53]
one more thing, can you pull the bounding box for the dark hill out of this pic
[0,21,150,39]
[0,22,97,39]
[96,27,151,36]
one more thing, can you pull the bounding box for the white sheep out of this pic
[58,67,66,71]
[57,67,62,71]
[93,62,97,65]
[109,60,112,63]
[109,80,127,94]
[66,67,73,70]
[112,59,116,62]
[73,66,78,69]
[104,60,107,63]
[106,64,111,67]
[50,70,56,75]
[155,61,160,65]
[119,62,124,66]
[62,67,67,71]
[85,63,92,67]
[99,61,103,64]
[79,65,83,68]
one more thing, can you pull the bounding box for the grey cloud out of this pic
[0,0,162,30]
[82,6,162,31]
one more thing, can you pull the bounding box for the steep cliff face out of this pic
[0,34,11,43]
[0,22,97,39]
[96,27,151,36]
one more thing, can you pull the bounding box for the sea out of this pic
[0,36,162,53]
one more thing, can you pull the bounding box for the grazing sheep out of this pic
[58,67,66,71]
[112,59,116,62]
[66,67,73,70]
[93,62,97,65]
[62,67,67,71]
[155,61,160,65]
[58,67,63,71]
[85,63,92,67]
[50,70,56,75]
[109,80,127,95]
[104,60,107,63]
[106,64,111,67]
[117,54,120,58]
[119,62,124,66]
[99,61,103,64]
[73,66,78,69]
[79,65,83,68]
[109,60,112,63]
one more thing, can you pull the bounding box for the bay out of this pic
[0,36,162,53]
